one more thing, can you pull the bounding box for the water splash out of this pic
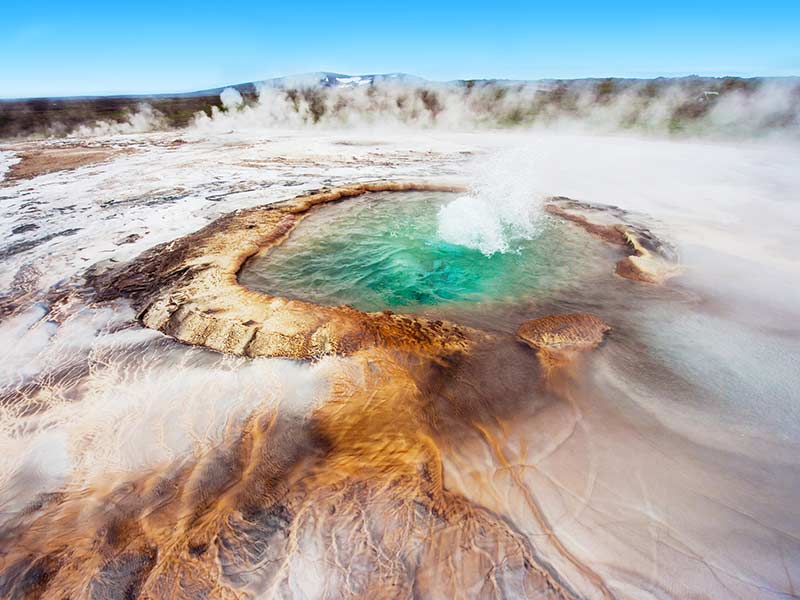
[437,150,545,255]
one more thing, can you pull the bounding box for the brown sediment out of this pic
[0,264,41,320]
[545,197,680,284]
[0,346,584,599]
[2,144,131,182]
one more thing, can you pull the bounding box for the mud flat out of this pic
[0,143,130,182]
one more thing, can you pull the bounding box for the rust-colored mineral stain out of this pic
[544,204,628,247]
[0,344,584,599]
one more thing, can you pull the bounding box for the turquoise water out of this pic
[239,191,609,315]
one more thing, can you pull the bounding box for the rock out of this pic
[516,313,610,354]
[11,223,38,235]
[545,198,680,284]
[116,233,141,245]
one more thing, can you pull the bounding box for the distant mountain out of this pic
[185,72,429,97]
[265,72,428,89]
[5,72,799,102]
[191,71,797,98]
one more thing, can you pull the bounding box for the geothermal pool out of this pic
[239,190,614,322]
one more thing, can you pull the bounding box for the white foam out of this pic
[437,149,545,254]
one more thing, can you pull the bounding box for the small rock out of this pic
[116,233,141,245]
[12,223,38,235]
[517,313,610,353]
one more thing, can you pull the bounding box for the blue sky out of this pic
[1,0,798,98]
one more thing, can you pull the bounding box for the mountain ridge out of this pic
[4,71,798,102]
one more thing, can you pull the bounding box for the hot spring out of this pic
[239,190,617,331]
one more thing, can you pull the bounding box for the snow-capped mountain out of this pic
[257,72,429,89]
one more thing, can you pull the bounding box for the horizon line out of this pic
[2,71,798,102]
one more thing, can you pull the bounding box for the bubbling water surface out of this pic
[240,191,612,323]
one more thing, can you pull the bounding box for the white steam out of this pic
[190,79,800,139]
[72,103,166,137]
[220,87,245,110]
